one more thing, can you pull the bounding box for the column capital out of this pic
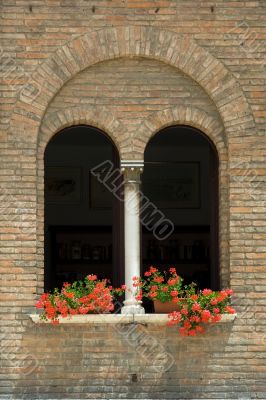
[120,160,144,183]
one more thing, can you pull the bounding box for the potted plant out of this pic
[133,266,184,313]
[133,266,236,336]
[35,274,125,324]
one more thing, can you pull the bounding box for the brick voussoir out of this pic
[9,26,255,145]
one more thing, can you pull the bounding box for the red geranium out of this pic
[138,266,183,303]
[134,266,236,337]
[35,274,125,324]
[167,282,235,336]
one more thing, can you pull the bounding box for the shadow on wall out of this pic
[11,318,250,399]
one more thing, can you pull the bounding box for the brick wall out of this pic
[5,319,250,399]
[0,1,265,398]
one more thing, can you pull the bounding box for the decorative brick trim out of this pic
[134,105,227,159]
[38,105,124,159]
[9,26,255,145]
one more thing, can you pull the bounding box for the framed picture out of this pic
[142,162,200,209]
[90,171,113,208]
[45,166,81,204]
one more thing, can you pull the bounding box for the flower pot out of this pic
[153,299,182,313]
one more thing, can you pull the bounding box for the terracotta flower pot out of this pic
[153,299,182,314]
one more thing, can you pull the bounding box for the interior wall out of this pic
[45,144,113,226]
[44,126,116,288]
[143,127,211,226]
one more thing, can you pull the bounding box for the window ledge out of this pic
[29,313,237,325]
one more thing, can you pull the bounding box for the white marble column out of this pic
[121,160,145,315]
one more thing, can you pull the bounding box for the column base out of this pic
[121,299,145,315]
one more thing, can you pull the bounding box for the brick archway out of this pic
[10,26,255,150]
[140,106,229,287]
[133,105,227,159]
[10,25,254,293]
[37,104,125,217]
[38,105,125,160]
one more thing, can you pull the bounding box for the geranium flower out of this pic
[169,267,176,274]
[79,307,89,314]
[192,302,201,312]
[40,293,49,301]
[179,327,188,336]
[87,274,97,281]
[172,297,180,303]
[168,311,181,323]
[201,309,211,322]
[196,325,205,334]
[211,314,221,323]
[225,288,234,295]
[170,290,179,297]
[63,291,74,299]
[35,300,43,309]
[202,289,212,296]
[167,278,178,286]
[224,306,236,314]
[190,315,200,323]
[133,280,142,287]
[184,320,191,329]
[154,276,164,283]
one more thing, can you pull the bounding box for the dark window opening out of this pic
[44,125,124,292]
[142,125,219,293]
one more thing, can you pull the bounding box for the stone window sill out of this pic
[29,313,237,325]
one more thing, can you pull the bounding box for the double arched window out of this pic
[44,124,219,310]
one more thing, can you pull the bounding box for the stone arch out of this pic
[140,105,229,287]
[10,26,255,150]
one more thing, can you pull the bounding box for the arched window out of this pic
[44,125,123,291]
[142,125,219,290]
